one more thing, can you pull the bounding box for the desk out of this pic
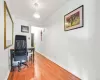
[10,47,35,71]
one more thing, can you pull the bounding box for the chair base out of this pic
[11,62,28,72]
[18,62,28,72]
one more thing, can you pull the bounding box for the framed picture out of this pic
[64,5,84,31]
[4,1,14,49]
[21,25,29,33]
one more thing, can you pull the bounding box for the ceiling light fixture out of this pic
[33,2,40,19]
[33,3,39,8]
[33,12,40,19]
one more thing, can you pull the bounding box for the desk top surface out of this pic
[10,47,35,50]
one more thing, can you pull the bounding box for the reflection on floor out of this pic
[8,62,34,80]
[8,52,81,80]
[34,52,81,80]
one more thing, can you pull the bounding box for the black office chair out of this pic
[14,35,28,72]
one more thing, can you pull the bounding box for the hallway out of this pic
[8,52,80,80]
[0,0,99,79]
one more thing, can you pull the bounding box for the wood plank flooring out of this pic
[8,63,34,80]
[34,52,81,80]
[8,52,81,80]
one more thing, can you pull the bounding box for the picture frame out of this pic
[64,5,84,31]
[21,25,29,33]
[4,1,14,49]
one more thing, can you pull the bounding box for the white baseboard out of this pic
[36,51,67,69]
[36,51,69,71]
[4,70,10,80]
[36,51,81,79]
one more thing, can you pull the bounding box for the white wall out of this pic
[13,18,31,48]
[0,0,12,80]
[91,0,100,79]
[35,0,98,80]
[0,0,31,80]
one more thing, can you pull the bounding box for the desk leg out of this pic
[11,54,14,72]
[32,50,34,64]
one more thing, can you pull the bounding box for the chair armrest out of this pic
[10,47,35,55]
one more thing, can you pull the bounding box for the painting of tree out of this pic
[64,5,84,31]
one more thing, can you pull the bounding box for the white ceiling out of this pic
[9,0,68,25]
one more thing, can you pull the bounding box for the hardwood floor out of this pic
[8,52,81,80]
[34,52,81,80]
[8,63,34,80]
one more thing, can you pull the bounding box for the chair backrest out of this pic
[15,35,27,56]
